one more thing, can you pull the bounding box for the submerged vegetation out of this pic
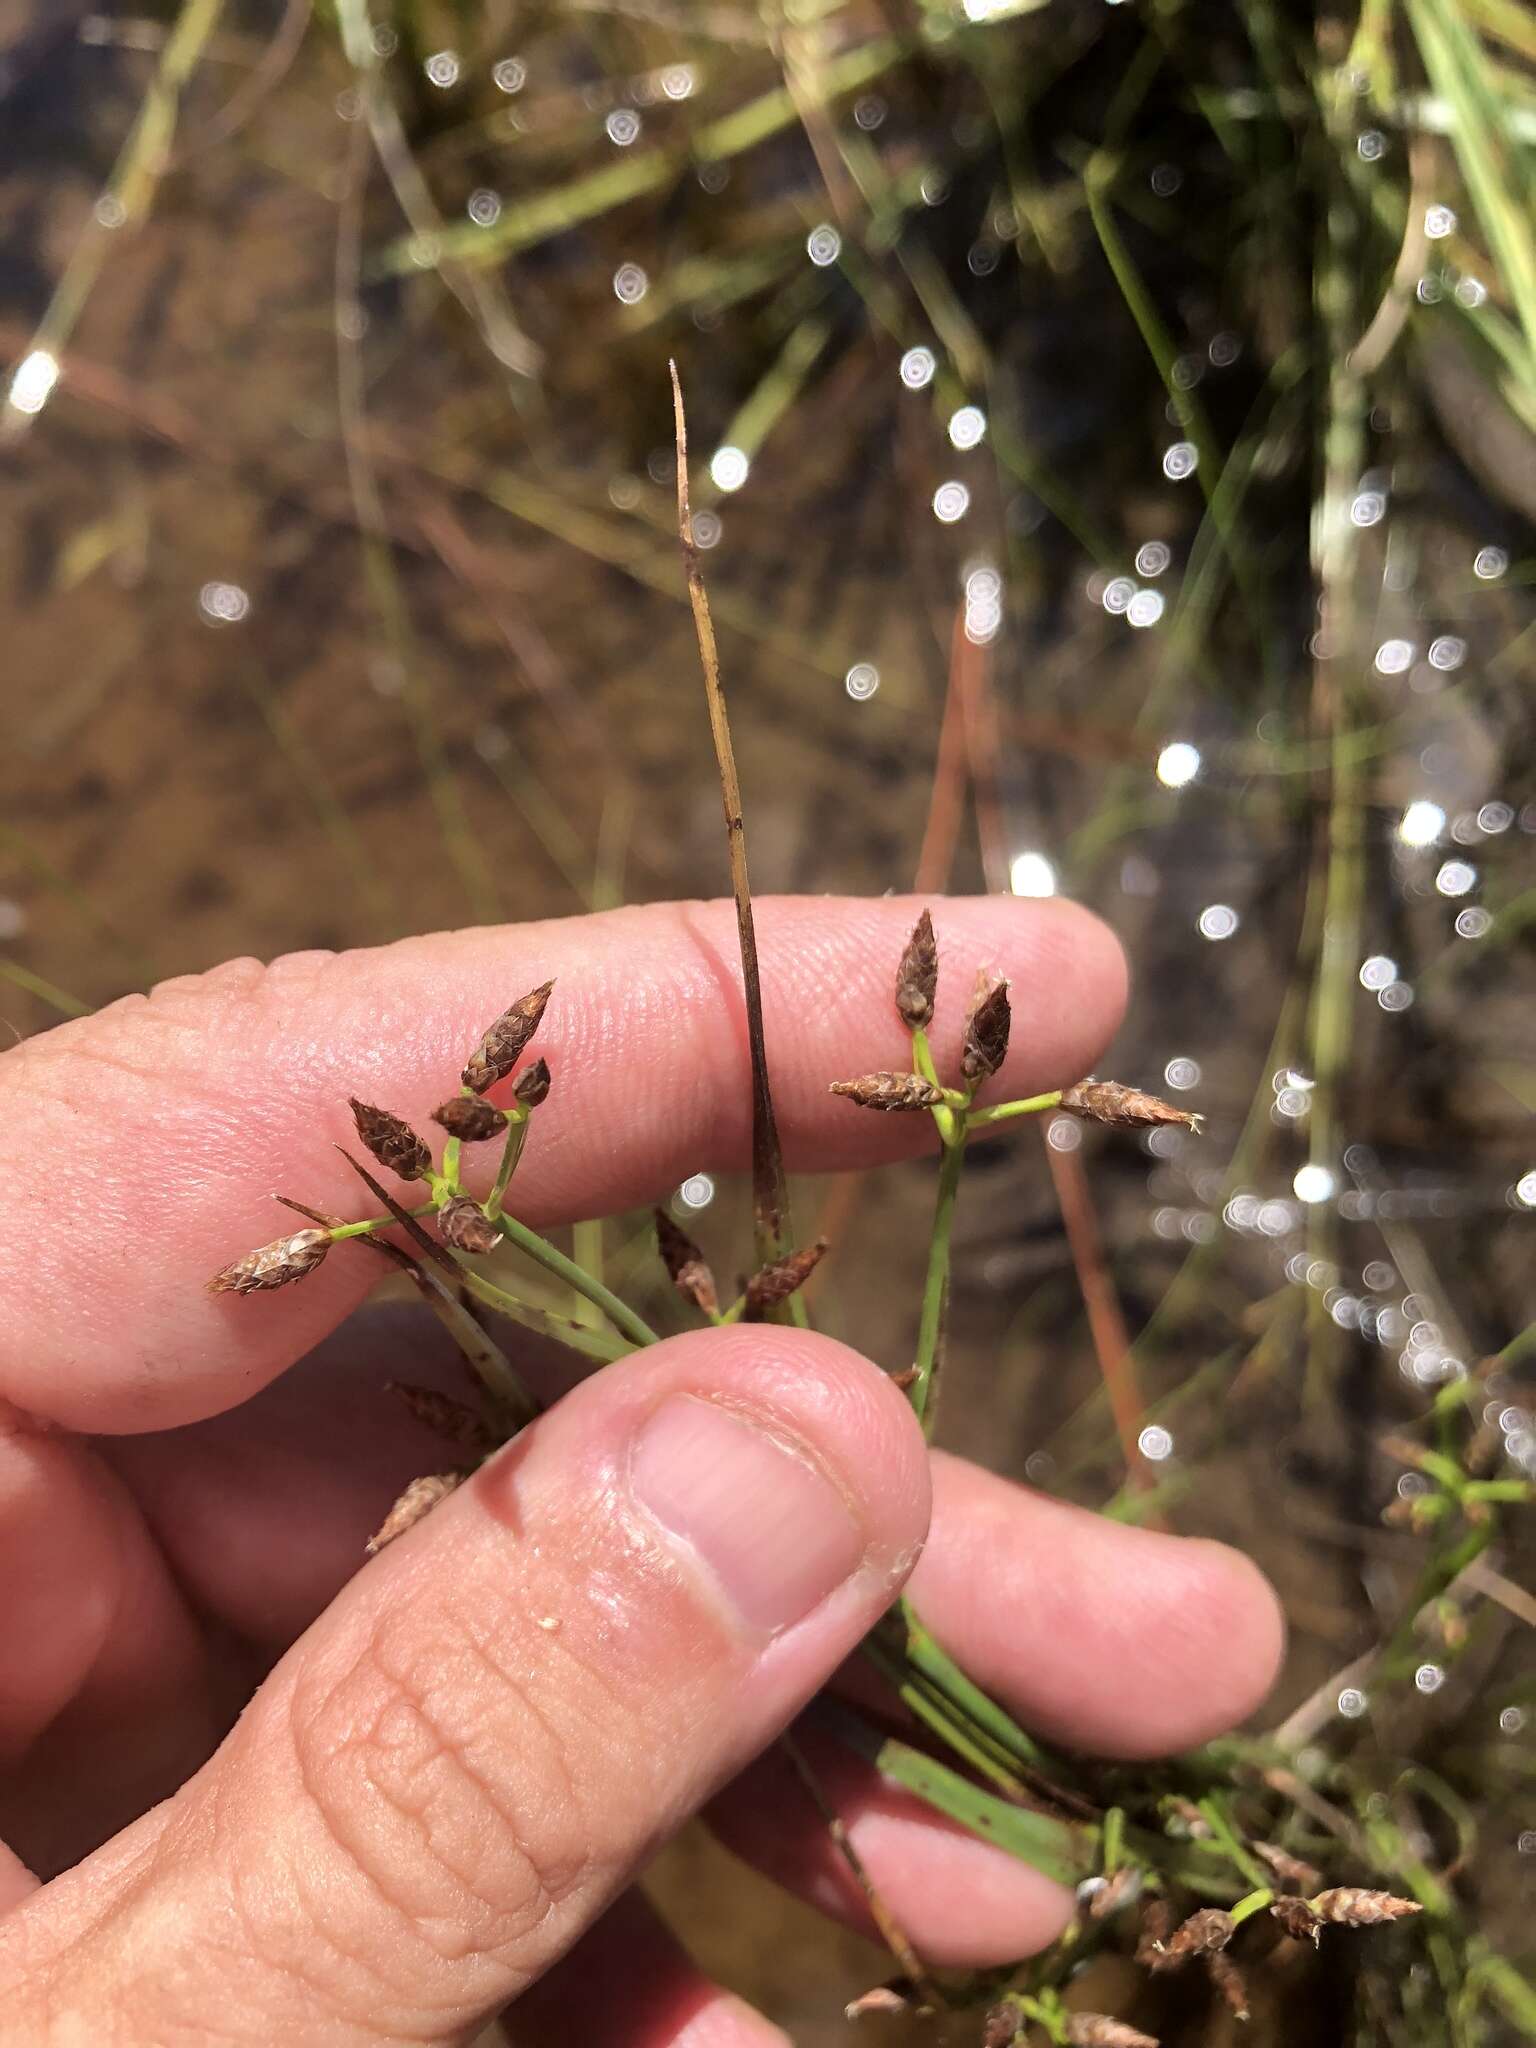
[2,0,1534,2039]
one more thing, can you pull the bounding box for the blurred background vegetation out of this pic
[0,0,1532,2040]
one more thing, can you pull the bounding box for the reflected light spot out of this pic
[1135,540,1171,576]
[1338,1687,1369,1719]
[424,49,460,87]
[1398,799,1445,847]
[1513,1170,1536,1209]
[1359,955,1397,991]
[899,347,935,389]
[1474,546,1508,580]
[677,1174,715,1210]
[1428,635,1465,671]
[692,510,722,550]
[613,263,648,304]
[1127,589,1165,628]
[1350,490,1385,527]
[948,404,987,450]
[1197,903,1239,940]
[844,662,879,701]
[467,189,501,227]
[1138,1425,1174,1461]
[1162,441,1198,481]
[932,480,970,523]
[1375,638,1414,675]
[1102,576,1136,615]
[1164,1056,1201,1090]
[605,109,642,146]
[1010,850,1056,897]
[1424,204,1457,240]
[198,580,249,624]
[493,56,527,93]
[1046,1116,1081,1152]
[806,223,841,266]
[7,349,59,418]
[1415,1662,1446,1693]
[710,445,750,493]
[1294,1163,1336,1204]
[1157,741,1200,788]
[1435,860,1476,898]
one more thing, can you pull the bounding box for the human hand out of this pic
[0,896,1282,2044]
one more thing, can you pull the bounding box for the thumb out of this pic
[4,1329,929,2045]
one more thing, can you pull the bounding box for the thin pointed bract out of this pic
[439,1196,505,1256]
[432,1095,508,1143]
[462,979,555,1094]
[744,1239,829,1319]
[348,1097,432,1181]
[1060,1079,1203,1131]
[367,1470,466,1554]
[830,1071,947,1111]
[207,1228,329,1296]
[895,908,937,1030]
[655,1207,719,1317]
[961,974,1011,1085]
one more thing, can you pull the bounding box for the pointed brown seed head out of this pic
[349,1099,433,1182]
[462,979,555,1094]
[1206,1951,1249,2020]
[1252,1842,1322,1894]
[388,1381,499,1453]
[1059,1080,1202,1132]
[829,1071,947,1112]
[655,1208,719,1318]
[438,1197,504,1257]
[1154,1908,1235,1967]
[1310,1888,1423,1928]
[744,1239,828,1318]
[1065,2018,1160,2048]
[366,1470,466,1554]
[895,909,938,1030]
[513,1055,551,1108]
[981,2005,1020,2048]
[432,1095,508,1144]
[961,974,1011,1085]
[208,1228,330,1296]
[1270,1896,1323,1944]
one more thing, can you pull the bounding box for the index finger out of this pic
[1,894,1125,1431]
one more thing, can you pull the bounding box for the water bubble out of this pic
[1156,741,1201,788]
[1127,589,1165,628]
[677,1173,715,1210]
[1162,441,1199,481]
[1415,1662,1446,1694]
[1338,1687,1369,1719]
[1138,1424,1175,1460]
[1046,1115,1082,1152]
[1357,130,1385,160]
[493,56,527,93]
[948,404,987,450]
[1477,801,1513,833]
[1171,353,1204,391]
[1149,163,1183,196]
[198,580,249,624]
[1102,576,1136,616]
[1501,1706,1527,1735]
[6,349,59,418]
[920,171,949,206]
[1398,799,1445,848]
[967,240,1000,276]
[660,63,696,99]
[1010,850,1057,898]
[424,49,460,88]
[1512,1170,1536,1209]
[1198,903,1239,940]
[710,445,750,493]
[93,194,126,229]
[691,510,722,550]
[1359,955,1398,990]
[1375,639,1414,676]
[1135,540,1171,577]
[1435,859,1476,898]
[844,662,880,701]
[1294,1164,1336,1204]
[1165,1056,1202,1090]
[1474,546,1508,580]
[1379,981,1414,1011]
[899,346,936,390]
[1275,1087,1310,1119]
[853,94,886,129]
[1427,635,1466,671]
[1519,1831,1536,1855]
[806,222,842,266]
[467,189,502,227]
[605,108,642,146]
[1424,204,1457,240]
[1351,490,1386,527]
[1416,275,1443,305]
[612,262,648,304]
[932,480,971,523]
[1454,276,1488,308]
[1208,332,1241,367]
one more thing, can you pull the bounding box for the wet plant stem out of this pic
[486,1109,530,1213]
[909,1110,968,1433]
[480,1205,660,1350]
[974,1091,1065,1126]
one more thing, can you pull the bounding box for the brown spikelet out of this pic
[438,1197,504,1256]
[1065,2017,1160,2048]
[432,1095,508,1143]
[1252,1842,1322,1894]
[1088,1864,1143,1919]
[208,1228,330,1296]
[981,2006,1019,2048]
[1060,1079,1202,1131]
[896,909,938,1030]
[744,1239,829,1319]
[961,975,1011,1084]
[829,1071,947,1112]
[366,1470,466,1553]
[1310,1888,1424,1928]
[655,1208,720,1317]
[1206,1950,1250,2020]
[388,1382,499,1453]
[1135,1898,1172,1968]
[1151,1908,1236,1969]
[463,979,555,1093]
[1270,1895,1322,1944]
[349,1098,433,1181]
[845,1985,916,2023]
[513,1056,552,1108]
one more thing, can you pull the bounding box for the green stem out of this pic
[487,1110,530,1213]
[1228,1886,1276,1928]
[973,1091,1065,1126]
[909,1116,968,1432]
[484,1208,660,1350]
[451,1264,632,1365]
[327,1203,438,1241]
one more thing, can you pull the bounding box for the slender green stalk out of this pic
[483,1207,660,1351]
[486,1112,530,1213]
[973,1091,1064,1126]
[451,1264,632,1366]
[909,1116,968,1431]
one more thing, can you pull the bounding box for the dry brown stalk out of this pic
[1253,1842,1323,1893]
[744,1240,829,1319]
[438,1197,505,1256]
[1059,1080,1201,1132]
[1310,1888,1424,1927]
[655,1209,720,1318]
[388,1382,499,1453]
[348,1097,433,1181]
[1206,1949,1250,2019]
[207,1228,330,1295]
[367,1471,466,1553]
[962,974,1011,1084]
[462,980,555,1094]
[432,1095,508,1143]
[829,1071,947,1111]
[895,909,938,1029]
[1065,2016,1160,2048]
[513,1056,552,1107]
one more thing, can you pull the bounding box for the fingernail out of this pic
[630,1396,864,1634]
